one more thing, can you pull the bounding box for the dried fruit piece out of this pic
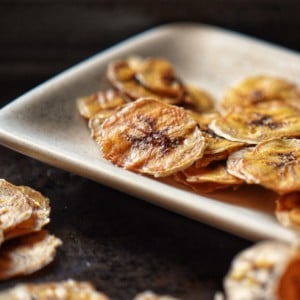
[241,138,300,194]
[275,193,300,230]
[77,89,128,119]
[107,59,184,105]
[224,241,300,300]
[0,279,108,300]
[210,101,300,144]
[220,75,300,112]
[0,230,62,280]
[0,179,50,241]
[175,162,242,193]
[92,98,206,177]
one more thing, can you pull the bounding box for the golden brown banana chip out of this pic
[220,75,300,112]
[210,101,300,144]
[77,89,128,119]
[223,241,300,300]
[93,98,206,177]
[0,179,50,241]
[0,230,62,280]
[107,59,184,105]
[0,279,108,300]
[275,193,300,230]
[241,138,300,194]
[174,162,243,193]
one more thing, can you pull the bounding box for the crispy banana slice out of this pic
[77,89,128,119]
[241,138,300,194]
[174,162,242,193]
[0,230,62,280]
[92,98,206,177]
[0,179,50,241]
[220,75,300,112]
[275,193,300,230]
[210,101,300,144]
[134,291,180,300]
[0,279,108,300]
[183,84,215,113]
[224,241,300,300]
[107,59,184,105]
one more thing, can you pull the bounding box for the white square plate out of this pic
[1,23,299,242]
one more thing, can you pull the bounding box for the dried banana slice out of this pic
[174,162,242,193]
[0,179,50,241]
[134,291,180,300]
[210,101,300,144]
[0,279,108,300]
[224,241,300,300]
[241,138,300,194]
[275,193,300,230]
[0,230,62,280]
[77,89,128,119]
[107,60,184,105]
[92,98,206,177]
[220,75,300,112]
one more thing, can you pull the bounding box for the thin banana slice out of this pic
[220,75,300,112]
[210,101,300,144]
[0,279,108,300]
[0,230,62,280]
[241,138,300,194]
[134,291,180,300]
[92,98,206,177]
[174,162,242,193]
[77,89,128,119]
[107,60,184,105]
[275,193,300,230]
[0,179,50,241]
[224,241,300,300]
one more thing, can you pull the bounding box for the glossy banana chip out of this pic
[240,138,300,194]
[174,162,243,193]
[0,279,108,300]
[224,241,300,300]
[220,75,300,112]
[77,89,128,119]
[92,98,206,177]
[210,101,300,144]
[275,193,300,230]
[0,230,62,280]
[107,59,184,105]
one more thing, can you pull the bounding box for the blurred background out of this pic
[1,1,300,299]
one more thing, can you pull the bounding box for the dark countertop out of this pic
[1,1,299,299]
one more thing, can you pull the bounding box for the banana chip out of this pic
[210,101,300,144]
[134,291,180,300]
[0,230,62,280]
[275,193,300,230]
[0,279,108,300]
[220,75,300,112]
[0,179,50,242]
[93,98,206,177]
[77,89,128,119]
[240,138,300,194]
[224,241,300,300]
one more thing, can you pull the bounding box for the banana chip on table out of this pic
[77,89,128,119]
[209,101,300,144]
[276,193,300,230]
[235,138,300,194]
[91,97,206,177]
[219,75,300,113]
[223,241,300,300]
[0,279,108,300]
[134,291,180,300]
[174,162,243,193]
[0,179,50,243]
[0,230,62,280]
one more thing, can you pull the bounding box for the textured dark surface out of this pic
[1,1,299,299]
